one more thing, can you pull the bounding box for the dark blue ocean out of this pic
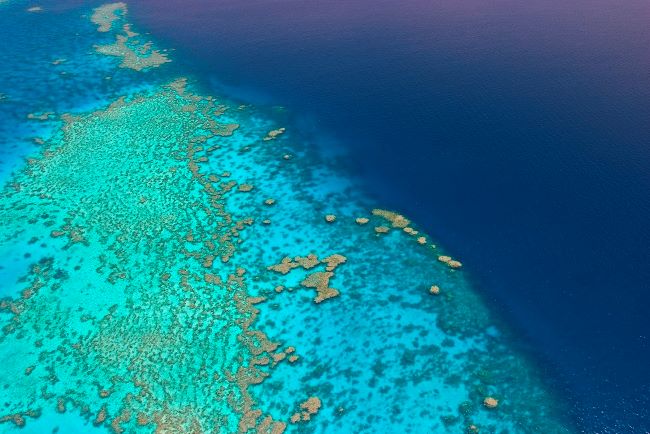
[123,0,650,431]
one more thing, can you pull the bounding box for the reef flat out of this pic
[0,2,575,433]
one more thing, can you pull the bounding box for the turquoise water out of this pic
[0,2,575,433]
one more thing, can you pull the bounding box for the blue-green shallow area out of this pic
[0,2,575,433]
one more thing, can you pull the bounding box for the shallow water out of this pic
[0,1,645,433]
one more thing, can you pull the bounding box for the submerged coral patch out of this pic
[290,397,321,423]
[439,254,463,269]
[263,127,285,141]
[91,2,126,32]
[372,208,410,228]
[93,4,170,71]
[95,33,170,71]
[267,253,347,303]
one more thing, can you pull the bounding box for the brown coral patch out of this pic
[290,397,322,423]
[483,397,499,408]
[301,271,339,303]
[91,2,127,32]
[321,254,347,272]
[267,257,299,275]
[438,255,463,269]
[372,209,410,228]
[263,128,286,141]
[268,253,347,302]
[295,254,319,269]
[93,405,108,426]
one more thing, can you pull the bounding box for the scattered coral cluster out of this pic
[267,253,347,303]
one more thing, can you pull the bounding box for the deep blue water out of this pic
[123,1,650,431]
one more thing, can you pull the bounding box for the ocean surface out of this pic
[0,0,647,433]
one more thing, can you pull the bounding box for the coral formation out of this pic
[439,255,463,269]
[484,397,499,409]
[267,253,347,303]
[263,127,285,141]
[91,2,126,32]
[93,5,170,71]
[290,397,321,423]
